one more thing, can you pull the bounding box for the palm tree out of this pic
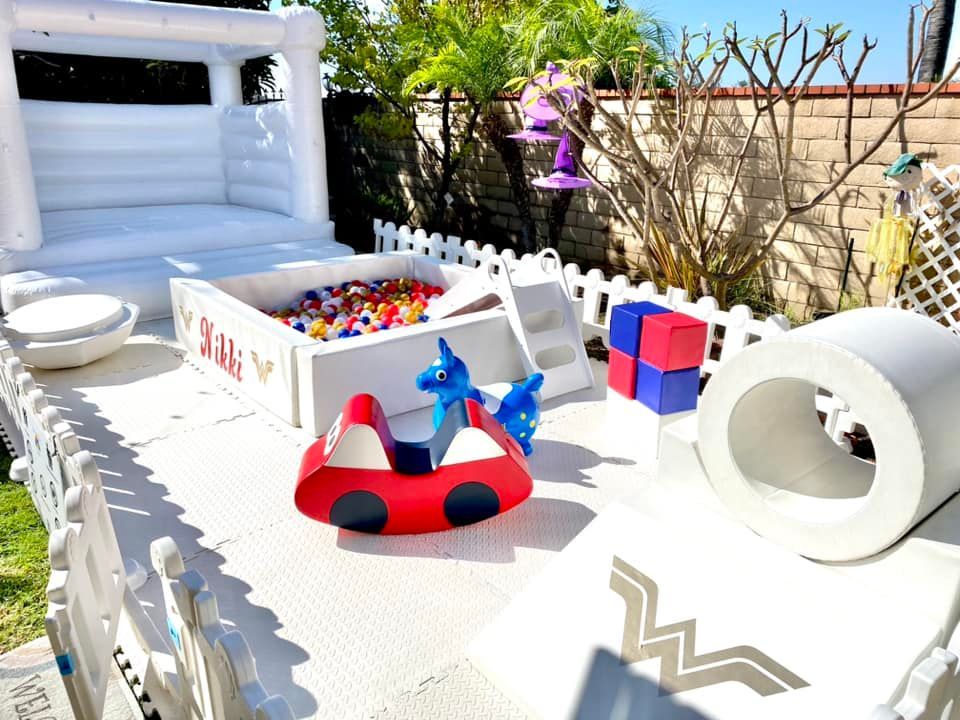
[513,0,670,250]
[919,0,956,82]
[405,3,540,252]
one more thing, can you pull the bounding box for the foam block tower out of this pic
[606,301,708,464]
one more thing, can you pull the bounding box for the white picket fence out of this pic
[152,536,294,720]
[373,220,862,444]
[0,333,292,720]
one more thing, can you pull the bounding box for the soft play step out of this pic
[469,489,941,719]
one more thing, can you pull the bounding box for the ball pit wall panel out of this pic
[174,253,526,433]
[297,311,524,437]
[172,276,313,427]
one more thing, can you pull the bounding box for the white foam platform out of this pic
[657,414,960,641]
[2,293,138,369]
[469,493,940,719]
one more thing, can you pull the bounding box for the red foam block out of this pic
[607,347,638,398]
[639,312,708,371]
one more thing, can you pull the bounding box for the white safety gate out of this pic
[0,330,294,720]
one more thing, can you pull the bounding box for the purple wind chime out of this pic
[510,63,592,191]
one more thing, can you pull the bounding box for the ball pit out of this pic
[173,252,525,435]
[262,278,445,342]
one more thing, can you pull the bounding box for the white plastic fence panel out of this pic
[151,536,294,720]
[373,219,793,376]
[1,351,101,530]
[374,219,499,266]
[0,341,23,434]
[869,647,960,720]
[45,482,127,720]
[897,163,960,330]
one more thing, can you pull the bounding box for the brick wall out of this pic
[337,85,960,319]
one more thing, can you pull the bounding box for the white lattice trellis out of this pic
[897,163,960,330]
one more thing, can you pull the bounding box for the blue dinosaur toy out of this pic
[416,337,544,456]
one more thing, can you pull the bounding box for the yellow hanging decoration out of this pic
[866,205,916,278]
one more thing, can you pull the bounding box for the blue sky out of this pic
[270,0,958,85]
[649,0,959,84]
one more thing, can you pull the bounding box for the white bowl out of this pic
[2,294,140,369]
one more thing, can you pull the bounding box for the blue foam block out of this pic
[634,359,700,415]
[609,302,671,357]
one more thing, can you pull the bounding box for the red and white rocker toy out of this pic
[294,393,533,534]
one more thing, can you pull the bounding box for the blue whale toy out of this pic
[416,337,544,456]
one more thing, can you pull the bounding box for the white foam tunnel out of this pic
[698,307,960,562]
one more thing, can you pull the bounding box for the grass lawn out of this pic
[0,451,49,654]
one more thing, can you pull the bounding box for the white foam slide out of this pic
[425,250,594,400]
[698,307,960,562]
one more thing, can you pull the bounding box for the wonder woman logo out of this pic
[610,556,809,696]
[251,351,274,384]
[178,305,194,332]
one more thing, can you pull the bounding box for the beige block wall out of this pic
[346,87,960,319]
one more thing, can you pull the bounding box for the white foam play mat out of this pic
[25,321,618,718]
[16,312,960,719]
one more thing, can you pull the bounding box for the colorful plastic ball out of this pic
[266,276,444,344]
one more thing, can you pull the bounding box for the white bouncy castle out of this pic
[0,0,351,319]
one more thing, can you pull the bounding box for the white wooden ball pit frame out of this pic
[171,252,528,434]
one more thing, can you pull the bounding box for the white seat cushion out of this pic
[0,204,336,274]
[1,238,354,321]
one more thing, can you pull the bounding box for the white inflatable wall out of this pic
[0,1,42,251]
[698,308,960,562]
[0,0,330,252]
